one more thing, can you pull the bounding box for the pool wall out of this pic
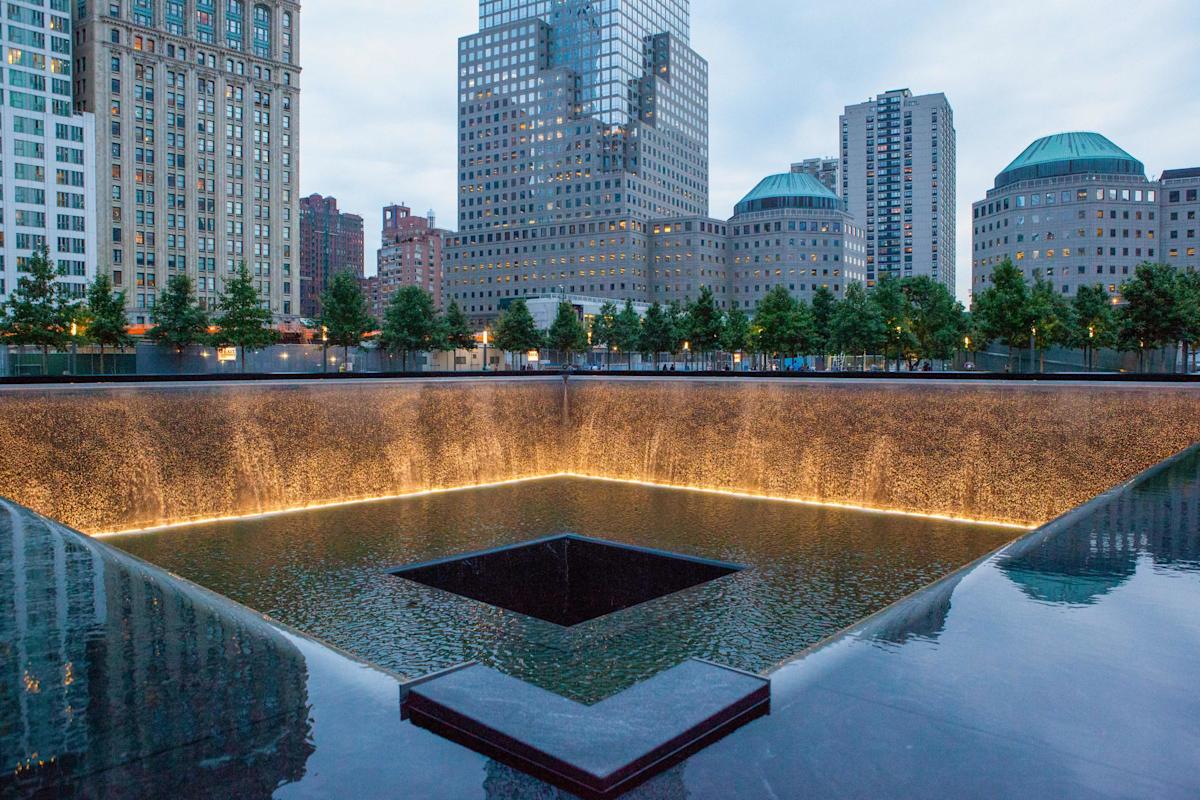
[1,376,1198,532]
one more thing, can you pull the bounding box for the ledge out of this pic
[402,659,770,799]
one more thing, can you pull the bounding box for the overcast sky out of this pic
[300,0,1200,302]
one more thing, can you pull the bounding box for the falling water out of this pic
[0,377,1197,533]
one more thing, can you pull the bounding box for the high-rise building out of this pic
[361,204,446,320]
[73,0,301,325]
[0,0,96,303]
[840,88,956,289]
[972,132,1200,301]
[790,158,840,197]
[727,172,866,310]
[298,194,363,320]
[446,0,709,325]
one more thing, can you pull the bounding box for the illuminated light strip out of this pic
[92,472,1033,537]
[557,473,1034,530]
[91,475,565,537]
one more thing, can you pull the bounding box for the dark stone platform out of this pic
[401,659,770,799]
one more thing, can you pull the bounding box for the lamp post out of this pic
[963,335,971,370]
[1088,324,1095,372]
[69,321,78,376]
[321,325,329,374]
[1030,325,1037,374]
[482,328,489,372]
[682,340,690,372]
[895,325,902,373]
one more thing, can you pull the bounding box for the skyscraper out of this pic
[0,1,96,303]
[73,0,301,326]
[299,194,363,320]
[840,89,955,289]
[790,158,841,197]
[447,0,709,325]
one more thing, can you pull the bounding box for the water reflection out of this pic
[1000,451,1200,606]
[0,500,313,798]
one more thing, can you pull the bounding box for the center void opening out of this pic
[389,534,743,627]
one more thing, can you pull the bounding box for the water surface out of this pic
[110,478,1016,702]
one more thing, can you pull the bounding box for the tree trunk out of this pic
[42,345,49,376]
[98,344,105,375]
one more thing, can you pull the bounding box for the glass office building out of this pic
[448,0,709,324]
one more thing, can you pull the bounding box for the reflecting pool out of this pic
[109,479,1016,702]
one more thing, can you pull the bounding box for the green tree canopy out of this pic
[1069,284,1117,371]
[320,270,375,361]
[638,302,674,366]
[902,276,966,364]
[493,299,543,368]
[684,286,724,364]
[0,245,74,374]
[1027,278,1074,371]
[752,286,813,361]
[830,281,885,359]
[442,300,476,370]
[720,304,751,360]
[210,262,279,371]
[147,272,210,354]
[85,273,133,374]
[591,300,619,368]
[973,260,1033,364]
[871,275,916,370]
[380,285,441,371]
[810,286,837,355]
[547,300,589,367]
[612,299,642,367]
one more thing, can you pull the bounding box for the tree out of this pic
[0,245,74,375]
[903,276,966,368]
[147,273,209,365]
[1121,263,1186,372]
[612,299,642,369]
[380,285,440,371]
[684,286,724,369]
[872,274,915,371]
[752,286,812,368]
[810,286,837,366]
[547,300,589,368]
[1069,284,1116,372]
[493,299,542,370]
[1178,271,1200,374]
[210,262,279,372]
[720,305,751,368]
[1027,278,1074,373]
[830,282,886,369]
[665,300,687,362]
[85,274,133,374]
[320,270,375,368]
[639,302,674,368]
[973,259,1032,370]
[442,300,475,371]
[591,300,618,370]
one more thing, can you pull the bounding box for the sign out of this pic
[527,351,540,362]
[217,347,237,363]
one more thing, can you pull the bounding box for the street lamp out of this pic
[69,322,78,376]
[1088,325,1096,372]
[321,325,329,374]
[1030,325,1037,374]
[682,340,690,371]
[482,328,490,372]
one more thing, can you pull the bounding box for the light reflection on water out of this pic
[110,478,1016,702]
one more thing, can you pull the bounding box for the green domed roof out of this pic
[734,172,841,215]
[995,132,1144,189]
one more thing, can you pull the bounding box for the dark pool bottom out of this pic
[108,478,1017,703]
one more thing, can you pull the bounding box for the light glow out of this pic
[94,473,1031,537]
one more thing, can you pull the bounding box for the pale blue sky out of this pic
[301,0,1200,302]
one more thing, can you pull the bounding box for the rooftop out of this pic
[995,132,1145,189]
[734,172,842,215]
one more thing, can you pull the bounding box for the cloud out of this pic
[300,0,1200,299]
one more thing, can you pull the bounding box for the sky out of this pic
[300,0,1200,302]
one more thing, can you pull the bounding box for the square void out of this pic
[388,534,742,627]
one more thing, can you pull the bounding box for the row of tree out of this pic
[4,246,1199,375]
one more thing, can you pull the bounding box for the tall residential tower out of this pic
[0,0,96,303]
[298,194,363,320]
[841,89,955,289]
[73,0,301,325]
[446,0,710,324]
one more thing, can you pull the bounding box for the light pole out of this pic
[482,328,489,372]
[321,325,329,373]
[1088,324,1095,372]
[963,335,971,370]
[895,325,902,372]
[682,340,690,371]
[69,321,78,376]
[1030,325,1037,374]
